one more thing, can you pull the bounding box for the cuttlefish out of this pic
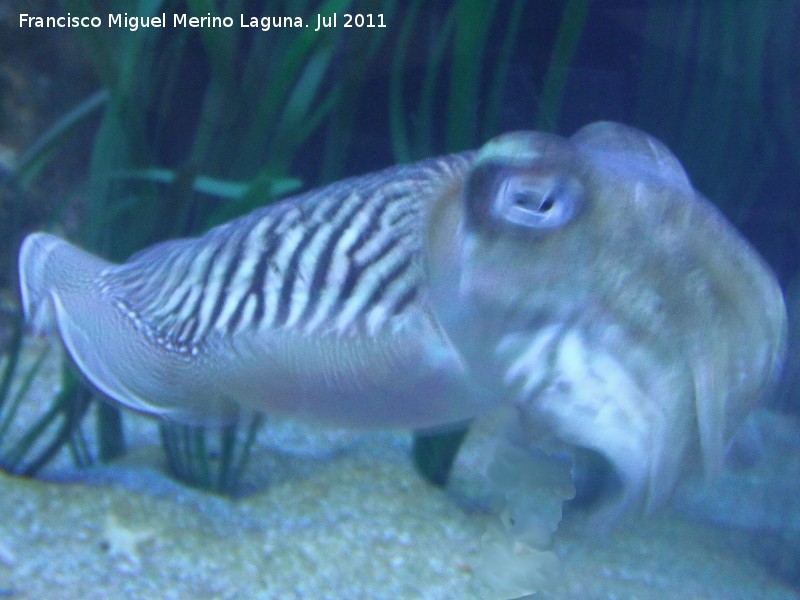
[18,122,786,510]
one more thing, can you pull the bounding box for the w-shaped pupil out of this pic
[513,189,554,213]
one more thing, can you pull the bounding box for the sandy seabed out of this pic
[0,431,797,600]
[0,339,797,599]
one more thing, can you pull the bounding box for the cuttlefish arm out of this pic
[19,122,787,512]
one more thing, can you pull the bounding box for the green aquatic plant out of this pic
[635,0,781,225]
[535,0,591,131]
[159,413,263,495]
[0,85,107,475]
[389,0,591,162]
[0,312,93,475]
[389,0,507,160]
[411,427,469,487]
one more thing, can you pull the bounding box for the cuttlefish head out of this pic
[427,121,787,511]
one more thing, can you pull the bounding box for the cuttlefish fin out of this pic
[18,232,239,426]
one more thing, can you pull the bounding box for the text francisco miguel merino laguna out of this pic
[18,12,387,32]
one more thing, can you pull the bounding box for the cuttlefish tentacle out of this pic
[19,121,787,511]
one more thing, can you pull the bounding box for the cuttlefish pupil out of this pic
[18,122,786,510]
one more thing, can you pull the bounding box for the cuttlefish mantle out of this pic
[18,121,787,510]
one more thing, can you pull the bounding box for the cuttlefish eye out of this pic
[494,174,584,229]
[465,131,585,233]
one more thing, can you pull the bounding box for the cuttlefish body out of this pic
[19,122,786,509]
